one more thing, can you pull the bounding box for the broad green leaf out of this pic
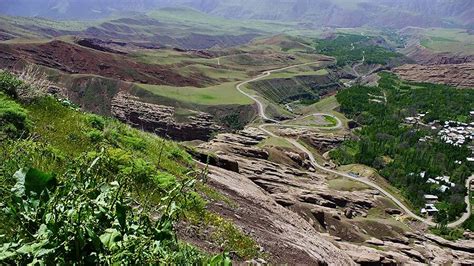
[116,202,126,230]
[85,226,101,251]
[0,243,17,260]
[208,253,232,266]
[24,168,57,196]
[100,228,121,250]
[36,224,49,238]
[11,168,57,199]
[17,241,49,256]
[12,168,27,198]
[0,250,16,261]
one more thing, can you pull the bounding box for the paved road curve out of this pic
[237,63,472,228]
[236,62,318,123]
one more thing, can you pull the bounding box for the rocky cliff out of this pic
[401,44,474,65]
[393,63,474,88]
[111,92,221,141]
[184,127,474,264]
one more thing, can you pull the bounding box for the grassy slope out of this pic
[260,68,329,81]
[300,95,350,127]
[147,7,298,36]
[0,15,97,40]
[138,82,253,105]
[0,85,260,261]
[327,177,370,191]
[258,136,293,149]
[133,35,328,108]
[418,28,474,55]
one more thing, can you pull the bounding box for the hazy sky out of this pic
[0,0,471,28]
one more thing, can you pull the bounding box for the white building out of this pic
[424,194,438,203]
[422,203,439,215]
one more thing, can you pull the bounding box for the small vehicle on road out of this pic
[348,172,360,178]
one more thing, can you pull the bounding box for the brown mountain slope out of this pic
[0,40,212,86]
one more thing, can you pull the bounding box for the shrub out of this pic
[430,226,464,241]
[0,94,30,139]
[0,71,24,98]
[86,129,104,143]
[17,65,52,101]
[119,134,146,151]
[463,215,474,231]
[86,114,106,131]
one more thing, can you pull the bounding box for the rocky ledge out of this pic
[186,127,474,264]
[402,44,474,65]
[393,63,474,88]
[111,92,221,141]
[275,127,348,153]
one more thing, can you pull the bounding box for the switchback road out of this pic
[237,62,472,228]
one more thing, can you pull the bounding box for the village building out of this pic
[421,203,439,215]
[424,194,438,203]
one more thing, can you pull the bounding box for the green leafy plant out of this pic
[0,72,242,264]
[0,151,222,264]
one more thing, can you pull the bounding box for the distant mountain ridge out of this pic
[0,0,472,28]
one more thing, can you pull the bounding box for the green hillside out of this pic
[313,34,401,66]
[418,28,474,55]
[0,71,258,264]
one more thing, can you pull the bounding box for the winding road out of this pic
[352,53,365,77]
[236,63,473,228]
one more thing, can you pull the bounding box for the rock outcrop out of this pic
[112,92,221,141]
[276,127,348,153]
[189,127,474,264]
[394,63,474,88]
[402,44,474,65]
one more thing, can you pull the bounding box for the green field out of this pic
[284,114,337,128]
[299,95,350,127]
[129,49,210,65]
[147,7,298,36]
[418,28,474,55]
[323,115,338,126]
[260,67,329,80]
[138,82,253,105]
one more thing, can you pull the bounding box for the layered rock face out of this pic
[111,92,221,141]
[402,44,474,65]
[396,40,474,88]
[189,127,474,264]
[393,63,474,88]
[276,127,347,153]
